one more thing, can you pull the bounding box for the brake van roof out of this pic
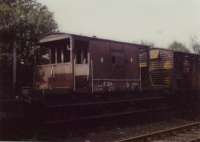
[39,33,71,43]
[39,32,150,48]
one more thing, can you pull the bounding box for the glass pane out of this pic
[37,47,50,65]
[76,48,81,64]
[57,47,62,63]
[63,46,70,62]
[83,48,88,64]
[76,47,88,64]
[51,47,56,64]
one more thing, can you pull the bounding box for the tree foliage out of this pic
[168,41,190,53]
[0,0,58,96]
[191,36,200,55]
[192,43,200,54]
[0,0,58,63]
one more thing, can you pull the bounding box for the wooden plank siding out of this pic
[173,52,200,91]
[89,38,143,92]
[149,49,174,89]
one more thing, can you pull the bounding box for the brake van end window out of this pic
[37,47,50,65]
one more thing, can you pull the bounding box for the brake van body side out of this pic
[34,33,147,95]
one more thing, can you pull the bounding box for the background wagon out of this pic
[140,48,200,93]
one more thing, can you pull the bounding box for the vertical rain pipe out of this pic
[91,59,94,94]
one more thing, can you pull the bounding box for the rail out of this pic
[115,122,200,142]
[45,107,170,124]
[47,96,166,108]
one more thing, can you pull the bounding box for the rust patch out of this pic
[49,73,73,88]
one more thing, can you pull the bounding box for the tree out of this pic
[0,0,58,96]
[168,41,190,53]
[140,40,154,48]
[0,0,58,63]
[192,43,200,54]
[191,36,200,54]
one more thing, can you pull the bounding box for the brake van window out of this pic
[57,47,62,63]
[63,46,70,63]
[50,43,70,64]
[56,46,70,63]
[50,47,56,64]
[37,47,50,65]
[76,47,88,64]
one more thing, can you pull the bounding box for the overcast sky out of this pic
[38,0,200,49]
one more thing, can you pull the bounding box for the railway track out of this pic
[45,107,170,124]
[115,122,200,142]
[47,96,166,108]
[42,96,171,124]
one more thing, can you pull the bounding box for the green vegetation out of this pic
[168,41,190,53]
[0,0,58,63]
[192,43,200,54]
[0,0,58,96]
[191,37,200,55]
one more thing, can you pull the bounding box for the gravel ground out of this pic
[32,118,194,142]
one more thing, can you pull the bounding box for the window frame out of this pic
[36,38,72,66]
